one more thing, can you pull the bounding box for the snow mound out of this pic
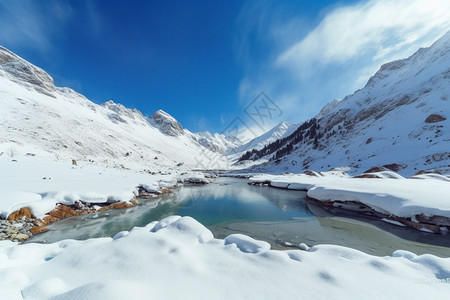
[1,216,450,299]
[224,234,271,253]
[151,215,214,243]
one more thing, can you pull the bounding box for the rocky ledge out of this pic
[0,218,37,242]
[0,200,139,243]
[0,185,177,243]
[305,196,450,234]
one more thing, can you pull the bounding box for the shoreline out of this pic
[0,177,212,243]
[247,176,450,234]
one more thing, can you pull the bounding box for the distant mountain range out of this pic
[1,31,449,175]
[0,45,239,170]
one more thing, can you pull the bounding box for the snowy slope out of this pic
[242,31,450,176]
[231,121,298,160]
[0,45,229,171]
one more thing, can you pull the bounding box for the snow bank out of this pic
[177,172,211,184]
[0,157,178,218]
[249,173,450,219]
[0,216,449,299]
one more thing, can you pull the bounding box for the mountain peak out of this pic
[0,45,56,97]
[150,109,184,136]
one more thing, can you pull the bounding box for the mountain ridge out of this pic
[237,31,450,176]
[0,45,233,171]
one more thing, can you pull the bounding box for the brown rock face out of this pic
[413,169,443,176]
[364,163,406,173]
[425,114,446,123]
[30,226,49,234]
[98,201,137,211]
[363,166,386,173]
[49,205,81,219]
[304,170,320,177]
[382,163,407,172]
[7,207,34,220]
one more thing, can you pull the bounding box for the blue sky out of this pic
[0,0,449,136]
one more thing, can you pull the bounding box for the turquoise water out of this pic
[176,182,312,225]
[27,177,450,257]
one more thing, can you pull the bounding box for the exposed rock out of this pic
[386,216,443,234]
[415,214,450,226]
[0,46,56,97]
[183,177,210,184]
[304,170,321,177]
[7,207,34,220]
[306,195,449,234]
[15,233,29,240]
[353,174,381,179]
[413,169,443,176]
[425,114,446,123]
[382,163,407,172]
[363,163,406,173]
[29,226,49,234]
[363,166,387,173]
[150,110,184,136]
[97,201,137,211]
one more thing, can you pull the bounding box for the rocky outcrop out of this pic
[0,45,56,97]
[150,110,184,136]
[7,207,34,220]
[363,163,407,173]
[0,219,34,242]
[306,195,449,234]
[425,114,446,123]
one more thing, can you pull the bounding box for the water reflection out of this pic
[27,178,450,257]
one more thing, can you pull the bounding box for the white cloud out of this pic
[276,0,450,69]
[237,0,450,125]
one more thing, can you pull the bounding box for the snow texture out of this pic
[0,216,449,299]
[0,157,179,218]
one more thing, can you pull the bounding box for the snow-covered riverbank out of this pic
[1,157,450,299]
[249,172,450,233]
[1,216,449,299]
[0,157,210,241]
[0,157,212,220]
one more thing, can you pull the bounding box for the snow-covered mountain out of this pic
[190,131,242,154]
[239,31,450,176]
[230,121,298,162]
[0,45,229,171]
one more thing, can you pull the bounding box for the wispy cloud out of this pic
[0,0,105,53]
[0,0,73,52]
[237,0,450,124]
[276,0,450,73]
